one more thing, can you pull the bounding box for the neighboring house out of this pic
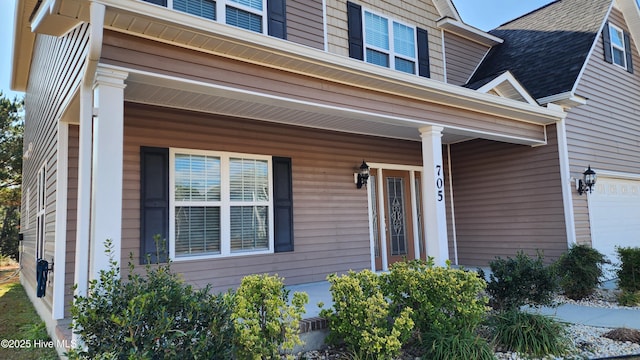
[468,0,640,269]
[10,0,636,352]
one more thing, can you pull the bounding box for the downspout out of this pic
[74,1,104,300]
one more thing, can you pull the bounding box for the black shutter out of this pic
[143,0,167,6]
[603,23,613,64]
[267,0,287,39]
[140,147,170,264]
[624,31,634,74]
[417,27,430,78]
[273,157,294,252]
[347,1,364,60]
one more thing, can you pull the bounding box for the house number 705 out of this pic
[435,165,444,202]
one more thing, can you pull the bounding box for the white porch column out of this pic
[89,66,127,279]
[419,126,449,266]
[74,84,93,298]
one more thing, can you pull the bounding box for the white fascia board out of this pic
[11,0,36,91]
[437,17,503,46]
[98,0,564,125]
[537,92,588,109]
[570,1,614,96]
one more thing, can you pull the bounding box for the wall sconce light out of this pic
[355,160,370,189]
[576,165,597,195]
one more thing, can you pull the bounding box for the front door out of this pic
[372,169,420,270]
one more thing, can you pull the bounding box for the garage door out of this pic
[588,177,640,278]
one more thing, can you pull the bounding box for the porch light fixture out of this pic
[356,160,370,189]
[577,165,597,195]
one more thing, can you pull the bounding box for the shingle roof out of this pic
[468,0,612,100]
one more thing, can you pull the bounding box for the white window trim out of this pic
[36,163,46,260]
[609,23,628,69]
[169,148,274,261]
[166,0,268,34]
[362,8,418,74]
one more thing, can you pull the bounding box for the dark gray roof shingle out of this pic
[468,0,611,100]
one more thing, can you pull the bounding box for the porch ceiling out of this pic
[122,67,533,145]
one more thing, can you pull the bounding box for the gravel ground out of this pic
[297,289,640,360]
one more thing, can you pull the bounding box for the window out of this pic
[603,23,633,73]
[173,0,216,20]
[609,24,627,68]
[226,0,264,33]
[363,10,417,74]
[147,0,268,34]
[347,2,429,78]
[36,165,46,260]
[170,149,273,259]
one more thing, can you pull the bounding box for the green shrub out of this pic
[617,290,640,306]
[556,244,608,300]
[616,247,640,293]
[489,309,569,357]
[68,240,235,360]
[232,273,308,360]
[320,270,414,359]
[421,329,495,360]
[384,259,488,335]
[484,251,558,310]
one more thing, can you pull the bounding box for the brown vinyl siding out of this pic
[64,125,78,318]
[449,125,567,265]
[101,30,547,144]
[20,25,88,309]
[443,32,490,86]
[287,0,325,49]
[325,0,445,81]
[123,103,423,291]
[567,8,640,245]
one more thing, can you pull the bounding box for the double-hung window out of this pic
[363,10,417,75]
[147,0,267,34]
[170,149,273,259]
[609,24,627,68]
[603,22,634,73]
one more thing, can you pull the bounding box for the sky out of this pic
[0,0,555,100]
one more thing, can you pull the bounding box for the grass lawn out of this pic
[0,268,59,360]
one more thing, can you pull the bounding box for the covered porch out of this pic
[55,0,566,324]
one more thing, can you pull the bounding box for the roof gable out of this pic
[469,0,612,101]
[475,71,538,105]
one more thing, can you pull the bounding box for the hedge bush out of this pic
[320,270,414,359]
[69,240,235,360]
[383,259,488,334]
[617,247,640,293]
[556,244,608,300]
[232,273,308,360]
[483,251,558,310]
